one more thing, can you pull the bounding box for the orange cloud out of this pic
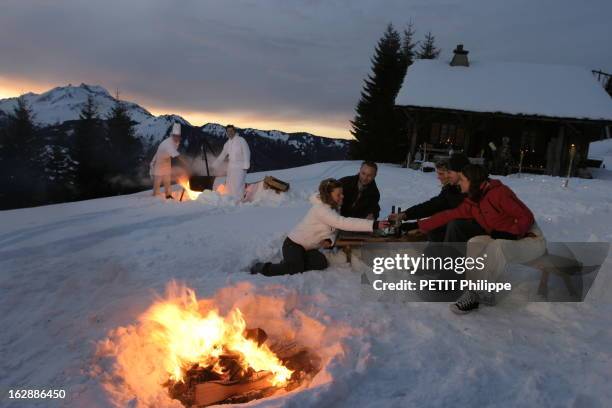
[0,76,56,99]
[147,106,353,140]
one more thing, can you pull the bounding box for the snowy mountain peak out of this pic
[158,114,190,126]
[136,114,192,143]
[31,83,112,105]
[201,123,228,137]
[0,84,190,143]
[0,83,148,125]
[78,83,112,96]
[203,122,326,143]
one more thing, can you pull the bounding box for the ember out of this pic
[215,183,228,195]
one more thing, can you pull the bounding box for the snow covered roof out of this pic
[396,59,612,122]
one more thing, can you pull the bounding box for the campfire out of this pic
[95,282,346,407]
[155,301,318,406]
[177,177,228,201]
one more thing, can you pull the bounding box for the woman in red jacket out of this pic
[413,164,534,243]
[404,164,535,314]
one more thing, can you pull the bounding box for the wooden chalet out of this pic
[395,45,612,175]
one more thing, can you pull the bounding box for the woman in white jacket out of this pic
[251,178,389,276]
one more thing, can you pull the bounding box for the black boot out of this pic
[450,290,479,314]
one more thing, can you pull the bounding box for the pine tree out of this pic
[390,23,418,162]
[74,95,108,198]
[0,124,15,208]
[350,24,407,162]
[417,31,441,59]
[80,94,98,122]
[400,23,417,76]
[45,133,76,203]
[0,97,44,208]
[13,97,39,160]
[105,99,142,193]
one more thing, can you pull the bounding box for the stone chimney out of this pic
[450,44,469,67]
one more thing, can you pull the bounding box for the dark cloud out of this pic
[1,0,611,135]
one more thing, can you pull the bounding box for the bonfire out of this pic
[98,283,324,407]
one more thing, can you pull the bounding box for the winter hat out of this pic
[448,153,470,172]
[171,123,181,136]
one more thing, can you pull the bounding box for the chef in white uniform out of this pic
[213,125,251,201]
[150,123,189,198]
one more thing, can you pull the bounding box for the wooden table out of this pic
[336,230,426,245]
[335,230,427,263]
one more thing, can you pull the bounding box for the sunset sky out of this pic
[1,0,611,139]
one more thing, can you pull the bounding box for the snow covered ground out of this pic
[589,137,612,169]
[1,161,612,407]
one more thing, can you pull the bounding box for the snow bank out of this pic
[589,137,612,168]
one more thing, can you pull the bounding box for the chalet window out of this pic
[520,130,538,153]
[520,130,547,168]
[430,123,441,144]
[456,127,465,145]
[430,123,465,146]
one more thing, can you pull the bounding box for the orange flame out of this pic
[95,282,352,406]
[142,284,292,386]
[215,184,228,195]
[177,177,202,201]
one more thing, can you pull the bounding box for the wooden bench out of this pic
[527,249,603,300]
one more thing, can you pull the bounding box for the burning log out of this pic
[274,343,322,392]
[194,371,275,407]
[244,327,268,346]
[166,328,321,407]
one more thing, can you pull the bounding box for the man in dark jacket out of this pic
[391,153,470,241]
[339,161,380,219]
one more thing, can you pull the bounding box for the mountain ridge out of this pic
[0,83,348,147]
